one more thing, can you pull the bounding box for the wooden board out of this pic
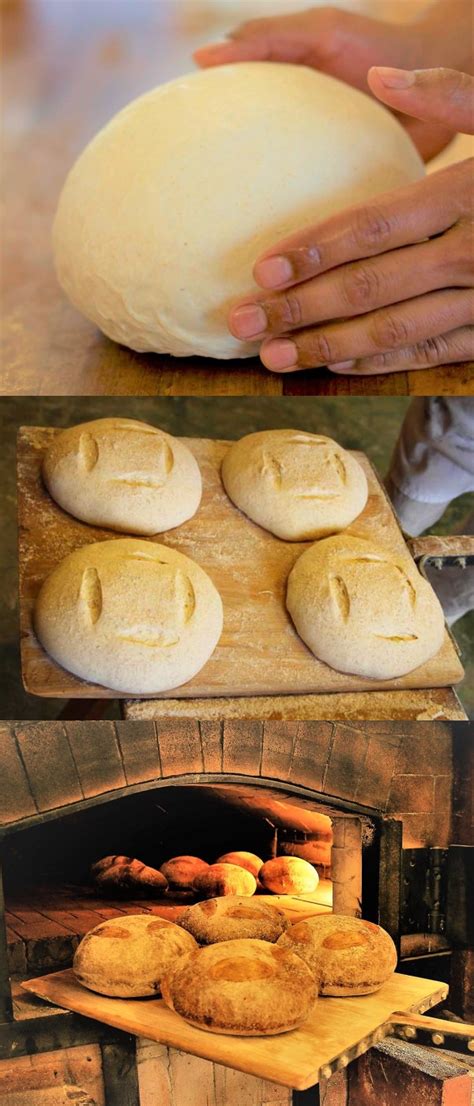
[22,969,448,1091]
[18,427,464,700]
[2,0,473,397]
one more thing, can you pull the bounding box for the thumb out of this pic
[367,66,474,134]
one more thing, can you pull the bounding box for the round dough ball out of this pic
[180,896,288,944]
[160,856,209,890]
[193,863,257,898]
[53,63,423,360]
[34,538,223,694]
[221,430,368,540]
[161,938,317,1034]
[73,914,197,997]
[287,534,445,680]
[216,851,264,880]
[260,857,319,895]
[278,915,397,996]
[42,418,202,535]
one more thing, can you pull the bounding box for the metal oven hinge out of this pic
[401,848,448,937]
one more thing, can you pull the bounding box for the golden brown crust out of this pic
[259,856,319,895]
[161,938,317,1035]
[216,851,263,880]
[160,856,209,889]
[180,896,288,944]
[73,913,197,997]
[193,863,257,898]
[277,915,397,996]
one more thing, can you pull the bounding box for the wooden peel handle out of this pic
[390,1011,474,1041]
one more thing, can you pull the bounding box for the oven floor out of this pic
[6,881,332,979]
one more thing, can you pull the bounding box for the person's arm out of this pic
[228,67,474,376]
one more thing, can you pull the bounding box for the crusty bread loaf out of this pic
[91,855,168,896]
[280,841,331,869]
[278,915,397,996]
[42,418,202,535]
[260,857,319,895]
[73,914,197,997]
[193,863,257,898]
[34,538,223,694]
[161,938,317,1034]
[221,430,368,540]
[180,896,288,944]
[160,856,209,890]
[287,534,445,679]
[216,851,263,880]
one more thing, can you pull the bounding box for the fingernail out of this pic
[254,255,294,289]
[329,360,356,372]
[261,339,298,371]
[372,67,416,89]
[230,303,267,339]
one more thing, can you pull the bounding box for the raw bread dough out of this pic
[278,915,397,996]
[221,430,368,539]
[34,538,223,693]
[286,534,445,679]
[43,418,202,535]
[53,62,423,359]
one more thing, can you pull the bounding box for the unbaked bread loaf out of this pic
[287,534,445,679]
[160,856,209,890]
[221,431,368,540]
[53,63,423,360]
[260,857,319,895]
[193,863,257,898]
[161,938,317,1034]
[180,896,288,944]
[91,855,168,896]
[34,538,223,693]
[42,418,202,535]
[73,914,197,997]
[216,851,264,880]
[278,915,397,996]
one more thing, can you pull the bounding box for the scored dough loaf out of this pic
[73,913,197,997]
[53,62,423,360]
[160,856,209,890]
[180,896,288,944]
[34,538,223,694]
[42,418,202,535]
[161,938,317,1034]
[91,855,168,896]
[193,863,257,898]
[278,915,397,996]
[287,534,445,679]
[221,430,368,540]
[216,851,264,880]
[260,857,319,895]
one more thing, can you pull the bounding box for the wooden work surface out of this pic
[2,0,473,398]
[18,427,464,701]
[22,969,448,1091]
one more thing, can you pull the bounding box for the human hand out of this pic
[194,6,457,160]
[227,67,474,376]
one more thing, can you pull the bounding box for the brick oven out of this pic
[0,720,472,1106]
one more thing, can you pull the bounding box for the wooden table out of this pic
[2,0,472,397]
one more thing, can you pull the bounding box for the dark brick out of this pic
[357,734,402,810]
[323,725,368,800]
[115,722,160,785]
[397,727,452,775]
[66,722,126,798]
[388,774,434,814]
[0,723,37,824]
[261,721,295,781]
[15,723,82,811]
[199,722,222,774]
[348,1036,471,1106]
[291,722,333,792]
[222,722,263,776]
[157,721,203,776]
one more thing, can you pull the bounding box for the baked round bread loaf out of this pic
[221,430,368,540]
[287,535,445,679]
[260,857,319,895]
[91,855,168,896]
[161,938,317,1034]
[160,856,209,890]
[42,418,202,535]
[53,63,423,360]
[280,840,332,869]
[34,538,223,693]
[193,863,257,898]
[216,851,263,880]
[73,913,197,997]
[278,915,397,996]
[180,896,288,944]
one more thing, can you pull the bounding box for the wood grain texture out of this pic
[18,427,464,700]
[2,0,472,397]
[21,969,448,1091]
